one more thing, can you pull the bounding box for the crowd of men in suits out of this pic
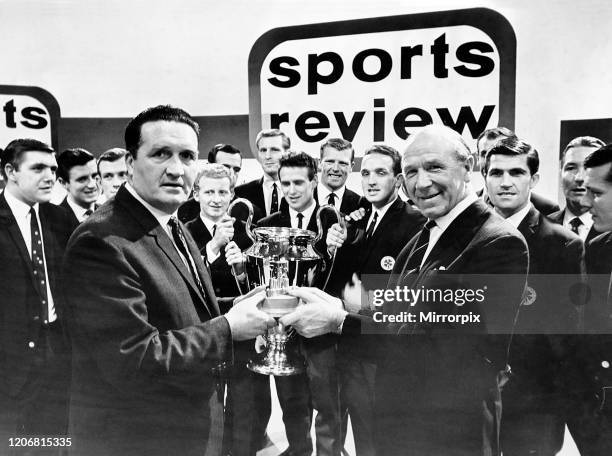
[1,103,612,456]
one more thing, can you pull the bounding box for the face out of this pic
[403,133,472,219]
[257,136,285,179]
[127,120,198,214]
[584,163,612,232]
[360,153,401,209]
[214,151,242,176]
[63,160,99,207]
[4,151,57,205]
[561,146,599,215]
[279,166,316,212]
[320,146,353,191]
[485,154,538,218]
[194,176,233,222]
[98,159,128,199]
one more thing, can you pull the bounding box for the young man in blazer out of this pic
[56,147,99,225]
[484,136,584,455]
[548,136,606,243]
[0,139,76,451]
[235,129,289,223]
[62,105,274,456]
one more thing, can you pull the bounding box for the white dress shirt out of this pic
[262,176,281,216]
[501,203,532,229]
[289,200,317,229]
[317,183,345,211]
[562,209,593,242]
[200,214,222,263]
[365,197,398,237]
[4,189,57,322]
[66,196,94,223]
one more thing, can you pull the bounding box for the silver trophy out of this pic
[228,198,344,376]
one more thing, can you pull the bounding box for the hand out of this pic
[225,287,275,341]
[342,274,369,313]
[345,207,366,223]
[225,241,245,274]
[280,287,347,338]
[209,215,235,254]
[326,222,347,253]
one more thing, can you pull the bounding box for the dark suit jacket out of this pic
[0,193,75,397]
[235,178,288,223]
[548,207,600,243]
[478,188,560,216]
[504,206,583,413]
[62,186,232,456]
[343,199,529,455]
[59,196,80,227]
[185,216,252,304]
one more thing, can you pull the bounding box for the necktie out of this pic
[212,224,217,237]
[569,217,582,235]
[168,217,205,296]
[327,192,337,207]
[365,212,379,240]
[84,209,93,218]
[270,183,279,215]
[297,213,304,229]
[406,220,437,270]
[30,207,49,322]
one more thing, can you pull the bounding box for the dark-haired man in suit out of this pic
[0,139,75,452]
[476,127,559,215]
[56,147,99,225]
[548,136,606,243]
[484,136,583,455]
[235,129,289,223]
[326,144,424,456]
[283,125,529,456]
[62,105,274,456]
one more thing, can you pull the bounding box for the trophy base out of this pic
[247,350,305,376]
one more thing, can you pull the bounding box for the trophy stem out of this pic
[247,322,306,376]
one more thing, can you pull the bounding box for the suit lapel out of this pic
[359,200,401,266]
[116,188,215,318]
[517,206,540,241]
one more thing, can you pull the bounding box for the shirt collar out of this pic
[262,175,280,186]
[125,183,177,230]
[370,196,397,220]
[199,213,220,234]
[432,191,478,234]
[66,195,93,221]
[289,200,316,227]
[501,202,533,228]
[317,183,345,203]
[563,208,593,227]
[4,188,38,219]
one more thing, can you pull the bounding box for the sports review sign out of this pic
[248,8,516,158]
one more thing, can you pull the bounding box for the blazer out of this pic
[343,199,529,455]
[477,188,560,216]
[504,206,584,413]
[58,196,80,227]
[235,178,288,223]
[62,186,232,456]
[185,215,253,304]
[548,207,600,243]
[0,193,75,397]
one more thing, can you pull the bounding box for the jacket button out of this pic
[33,315,40,321]
[28,341,35,348]
[602,361,610,369]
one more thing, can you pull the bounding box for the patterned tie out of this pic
[297,213,304,229]
[406,220,437,270]
[30,207,49,322]
[168,217,205,296]
[327,192,337,207]
[270,183,279,215]
[365,212,379,240]
[569,217,582,235]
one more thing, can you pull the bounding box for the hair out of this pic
[207,143,241,163]
[320,137,354,162]
[364,144,402,176]
[561,136,606,163]
[584,144,612,183]
[483,136,540,175]
[124,105,200,157]
[1,138,55,179]
[57,148,95,181]
[97,147,127,173]
[402,125,472,171]
[255,129,290,150]
[279,151,318,180]
[193,163,236,192]
[476,126,517,156]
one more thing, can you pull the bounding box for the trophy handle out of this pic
[315,204,346,290]
[227,198,255,295]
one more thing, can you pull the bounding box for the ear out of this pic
[394,173,404,189]
[126,153,135,176]
[4,163,16,182]
[529,173,540,190]
[464,155,474,183]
